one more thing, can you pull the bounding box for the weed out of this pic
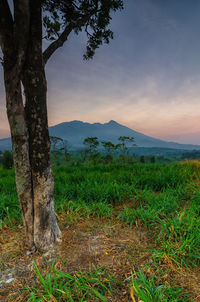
[130,270,189,302]
[27,260,118,302]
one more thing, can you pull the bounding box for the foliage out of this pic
[52,135,139,165]
[2,150,13,169]
[1,161,200,267]
[117,136,136,157]
[83,137,99,153]
[1,161,200,300]
[0,150,2,164]
[101,141,118,163]
[140,155,145,163]
[83,137,101,163]
[101,141,116,155]
[42,0,124,60]
[27,260,117,302]
[131,270,187,302]
[50,136,70,165]
[0,169,20,226]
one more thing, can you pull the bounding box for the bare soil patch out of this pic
[0,215,200,301]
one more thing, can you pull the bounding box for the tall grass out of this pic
[54,163,195,209]
[130,270,189,302]
[1,162,200,266]
[27,260,117,302]
[0,169,21,226]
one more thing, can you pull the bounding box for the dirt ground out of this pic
[0,214,200,301]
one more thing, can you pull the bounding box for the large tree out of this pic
[0,0,123,250]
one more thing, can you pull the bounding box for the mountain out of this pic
[1,120,200,151]
[0,138,13,151]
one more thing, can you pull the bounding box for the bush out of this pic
[2,150,13,169]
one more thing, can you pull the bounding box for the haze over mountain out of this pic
[1,120,200,151]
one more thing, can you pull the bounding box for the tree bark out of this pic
[22,0,61,249]
[22,64,61,249]
[3,62,34,249]
[1,0,61,250]
[1,0,34,249]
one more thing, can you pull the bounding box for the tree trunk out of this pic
[1,0,61,250]
[22,0,61,249]
[3,62,34,249]
[2,1,61,250]
[4,62,61,249]
[23,65,61,248]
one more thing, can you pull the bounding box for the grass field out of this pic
[0,161,200,301]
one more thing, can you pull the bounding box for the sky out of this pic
[1,0,200,144]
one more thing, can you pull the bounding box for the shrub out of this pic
[2,150,13,169]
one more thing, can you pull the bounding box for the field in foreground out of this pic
[0,162,200,301]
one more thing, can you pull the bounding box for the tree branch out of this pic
[13,0,30,69]
[43,23,73,64]
[43,13,94,64]
[0,0,14,54]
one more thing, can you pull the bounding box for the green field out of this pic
[0,161,200,301]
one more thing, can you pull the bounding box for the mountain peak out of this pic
[107,120,118,125]
[1,120,200,151]
[70,120,84,124]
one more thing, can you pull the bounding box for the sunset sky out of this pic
[1,0,200,144]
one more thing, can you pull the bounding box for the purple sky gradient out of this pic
[1,0,200,144]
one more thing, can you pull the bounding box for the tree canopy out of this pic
[42,0,123,63]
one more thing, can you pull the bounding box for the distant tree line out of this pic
[2,137,200,169]
[48,135,139,165]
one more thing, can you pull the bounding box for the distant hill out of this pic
[0,138,13,151]
[1,120,200,151]
[49,120,200,150]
